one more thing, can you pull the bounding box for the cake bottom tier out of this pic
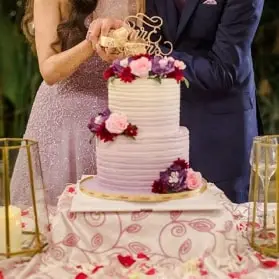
[96,127,189,194]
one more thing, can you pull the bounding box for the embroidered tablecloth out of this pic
[1,184,279,279]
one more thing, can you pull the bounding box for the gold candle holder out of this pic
[0,138,49,259]
[248,135,279,258]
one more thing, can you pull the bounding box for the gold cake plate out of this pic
[79,176,208,202]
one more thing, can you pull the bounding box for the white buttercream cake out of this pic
[85,55,202,197]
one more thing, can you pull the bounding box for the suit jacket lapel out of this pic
[176,0,200,41]
[154,0,178,42]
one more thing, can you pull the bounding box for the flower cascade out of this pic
[104,54,189,86]
[88,108,138,142]
[152,158,203,194]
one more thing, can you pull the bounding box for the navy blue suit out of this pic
[146,0,264,203]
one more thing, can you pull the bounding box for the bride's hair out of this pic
[22,0,98,52]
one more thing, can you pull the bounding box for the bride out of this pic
[11,0,143,206]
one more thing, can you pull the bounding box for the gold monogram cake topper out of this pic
[99,13,173,57]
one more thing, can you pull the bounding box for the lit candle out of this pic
[0,206,22,254]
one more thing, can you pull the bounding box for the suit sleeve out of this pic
[165,0,264,93]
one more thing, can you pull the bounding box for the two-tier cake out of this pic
[81,54,206,201]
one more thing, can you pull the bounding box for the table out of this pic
[0,184,279,279]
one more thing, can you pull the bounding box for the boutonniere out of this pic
[202,0,217,5]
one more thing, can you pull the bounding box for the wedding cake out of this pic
[84,54,205,200]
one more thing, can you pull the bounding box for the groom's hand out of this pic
[87,18,124,47]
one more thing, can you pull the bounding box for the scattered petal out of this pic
[117,255,136,268]
[137,253,149,260]
[75,272,88,279]
[92,265,104,274]
[145,268,156,275]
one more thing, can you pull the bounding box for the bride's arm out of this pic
[34,0,94,85]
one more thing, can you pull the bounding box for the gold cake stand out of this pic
[79,176,208,202]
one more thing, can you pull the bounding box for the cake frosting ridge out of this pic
[108,78,180,137]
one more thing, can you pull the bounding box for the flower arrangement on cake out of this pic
[152,158,203,194]
[88,108,138,142]
[103,54,189,87]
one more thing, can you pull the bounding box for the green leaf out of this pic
[153,76,162,84]
[184,78,190,88]
[109,76,116,83]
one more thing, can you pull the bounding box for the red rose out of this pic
[167,67,184,83]
[103,67,115,80]
[119,67,135,83]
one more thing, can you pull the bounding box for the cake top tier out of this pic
[104,54,189,86]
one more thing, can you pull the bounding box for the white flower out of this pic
[94,115,103,125]
[169,171,179,184]
[174,60,186,70]
[120,58,129,67]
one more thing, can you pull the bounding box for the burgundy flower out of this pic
[172,158,189,170]
[152,180,167,194]
[167,67,184,82]
[124,124,138,137]
[119,67,135,83]
[96,123,116,142]
[103,66,115,80]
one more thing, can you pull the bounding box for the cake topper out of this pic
[99,13,173,57]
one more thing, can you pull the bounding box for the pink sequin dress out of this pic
[11,0,137,206]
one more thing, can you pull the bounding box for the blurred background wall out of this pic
[0,1,279,138]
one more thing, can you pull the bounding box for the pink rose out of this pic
[105,113,128,134]
[186,168,202,190]
[130,57,152,78]
[174,60,186,70]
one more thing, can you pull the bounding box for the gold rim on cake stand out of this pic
[79,176,207,202]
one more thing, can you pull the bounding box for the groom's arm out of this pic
[163,0,263,94]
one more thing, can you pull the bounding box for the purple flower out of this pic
[159,165,187,193]
[88,108,111,133]
[151,56,175,76]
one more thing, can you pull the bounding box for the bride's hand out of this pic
[95,44,123,63]
[86,17,124,49]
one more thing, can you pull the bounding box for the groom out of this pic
[144,0,264,203]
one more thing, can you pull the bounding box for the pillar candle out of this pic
[0,206,22,254]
